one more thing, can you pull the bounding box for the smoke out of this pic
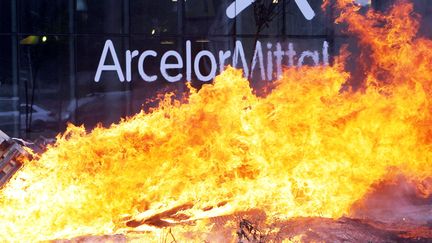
[351,176,432,225]
[414,0,432,38]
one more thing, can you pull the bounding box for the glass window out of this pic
[0,36,18,136]
[0,37,13,96]
[76,0,124,34]
[75,37,129,129]
[184,0,233,36]
[18,35,74,138]
[235,37,330,87]
[130,0,179,35]
[0,0,12,33]
[373,1,396,11]
[76,37,128,95]
[19,0,71,33]
[19,105,37,113]
[235,0,284,35]
[285,0,329,36]
[415,0,432,38]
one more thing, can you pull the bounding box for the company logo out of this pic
[94,40,329,83]
[226,0,316,20]
[94,0,329,83]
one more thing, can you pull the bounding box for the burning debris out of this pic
[0,130,28,188]
[237,219,265,243]
[0,0,431,242]
[0,129,55,189]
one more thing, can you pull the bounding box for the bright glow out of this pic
[42,36,47,42]
[0,1,431,241]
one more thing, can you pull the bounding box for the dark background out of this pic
[0,0,430,139]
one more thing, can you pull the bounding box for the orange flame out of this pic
[0,1,431,241]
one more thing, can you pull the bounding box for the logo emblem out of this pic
[226,0,316,20]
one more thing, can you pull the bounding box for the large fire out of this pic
[0,1,431,241]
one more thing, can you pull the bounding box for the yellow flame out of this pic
[0,1,431,241]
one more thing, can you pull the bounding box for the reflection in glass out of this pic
[77,0,124,34]
[19,0,70,33]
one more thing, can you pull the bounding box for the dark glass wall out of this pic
[0,0,12,33]
[0,0,386,139]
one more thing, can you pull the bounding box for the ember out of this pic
[0,0,431,242]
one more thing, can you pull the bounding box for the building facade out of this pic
[1,0,430,139]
